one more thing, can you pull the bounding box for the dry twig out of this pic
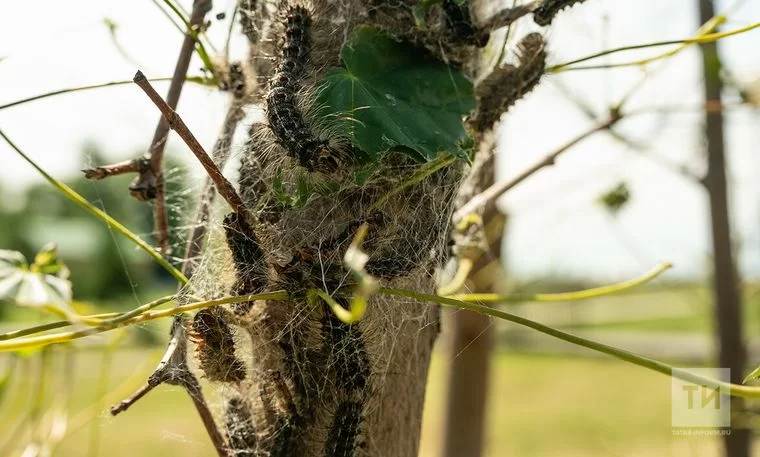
[133,70,251,221]
[453,113,621,222]
[82,0,213,254]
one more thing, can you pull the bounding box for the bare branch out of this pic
[110,383,152,415]
[82,157,148,180]
[107,6,244,455]
[133,70,251,221]
[453,113,621,222]
[111,317,230,457]
[146,0,212,253]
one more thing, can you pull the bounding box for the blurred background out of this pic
[1,0,760,456]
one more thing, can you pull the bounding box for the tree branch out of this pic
[145,0,213,253]
[82,157,149,181]
[133,70,251,222]
[110,317,230,457]
[453,113,621,222]
[81,0,213,253]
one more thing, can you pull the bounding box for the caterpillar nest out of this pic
[182,1,561,456]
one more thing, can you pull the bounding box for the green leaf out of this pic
[598,182,630,215]
[0,245,75,320]
[316,26,475,162]
[272,170,291,205]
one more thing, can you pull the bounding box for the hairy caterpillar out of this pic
[266,5,339,173]
[261,370,303,457]
[227,61,247,99]
[321,301,371,456]
[190,308,247,383]
[238,0,260,43]
[225,397,258,457]
[515,32,547,87]
[223,211,268,314]
[325,400,365,457]
[469,32,546,132]
[533,0,589,26]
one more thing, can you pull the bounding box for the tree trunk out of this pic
[198,1,506,456]
[698,1,750,455]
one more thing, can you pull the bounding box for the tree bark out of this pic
[698,1,750,455]
[208,1,491,456]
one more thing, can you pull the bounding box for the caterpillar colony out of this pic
[182,0,590,455]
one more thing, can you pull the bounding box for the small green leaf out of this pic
[598,182,630,215]
[312,180,341,196]
[0,245,75,320]
[743,365,760,384]
[316,26,475,162]
[272,169,314,207]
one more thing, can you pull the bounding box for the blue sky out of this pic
[1,0,759,282]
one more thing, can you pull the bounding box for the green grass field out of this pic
[2,348,758,457]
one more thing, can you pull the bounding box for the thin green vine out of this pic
[450,262,672,303]
[550,20,759,73]
[378,287,760,399]
[0,76,211,111]
[0,291,287,352]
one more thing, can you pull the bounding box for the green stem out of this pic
[150,0,186,34]
[450,262,672,303]
[379,287,760,399]
[81,295,176,326]
[0,77,210,111]
[224,5,239,61]
[0,296,180,342]
[550,21,759,73]
[0,318,106,341]
[0,130,189,285]
[0,291,288,352]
